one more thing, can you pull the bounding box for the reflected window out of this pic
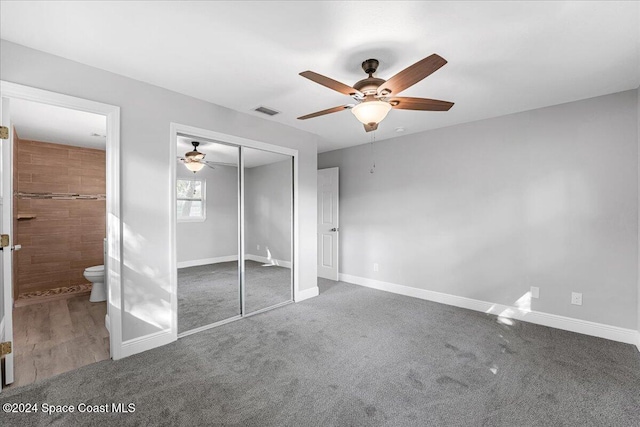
[177,178,205,222]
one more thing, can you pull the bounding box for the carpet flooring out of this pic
[178,260,291,333]
[2,279,639,426]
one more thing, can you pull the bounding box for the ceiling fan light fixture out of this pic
[351,100,392,126]
[184,161,205,173]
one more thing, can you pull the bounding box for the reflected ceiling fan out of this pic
[177,141,236,173]
[297,54,454,132]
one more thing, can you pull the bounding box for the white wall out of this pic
[245,159,292,263]
[319,90,638,330]
[176,164,238,266]
[0,40,318,343]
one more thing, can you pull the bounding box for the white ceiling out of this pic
[11,98,106,149]
[177,135,290,168]
[2,1,638,153]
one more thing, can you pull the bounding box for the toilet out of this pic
[84,265,106,302]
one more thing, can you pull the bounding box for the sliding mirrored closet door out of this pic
[242,147,293,314]
[176,137,240,334]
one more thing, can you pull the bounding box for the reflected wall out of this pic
[243,148,293,313]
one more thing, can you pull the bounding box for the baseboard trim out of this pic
[295,286,319,302]
[121,330,174,358]
[177,255,238,269]
[339,273,638,346]
[246,254,292,269]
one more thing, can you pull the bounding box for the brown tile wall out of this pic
[14,135,106,295]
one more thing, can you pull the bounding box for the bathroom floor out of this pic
[8,295,110,389]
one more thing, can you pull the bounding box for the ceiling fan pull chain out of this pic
[370,132,376,174]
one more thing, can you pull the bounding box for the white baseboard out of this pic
[177,255,238,269]
[120,330,174,358]
[246,254,292,269]
[178,255,292,269]
[295,286,319,302]
[339,273,639,346]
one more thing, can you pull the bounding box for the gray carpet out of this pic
[178,260,291,333]
[2,279,639,426]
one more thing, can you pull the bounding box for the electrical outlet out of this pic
[571,292,582,306]
[373,263,379,272]
[257,244,260,251]
[530,286,539,299]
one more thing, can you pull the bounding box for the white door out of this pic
[0,96,14,389]
[317,167,339,280]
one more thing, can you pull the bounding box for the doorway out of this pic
[0,81,122,391]
[170,124,298,338]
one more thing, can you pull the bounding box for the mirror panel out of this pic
[243,147,293,313]
[177,137,240,333]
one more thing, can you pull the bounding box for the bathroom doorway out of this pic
[0,82,122,390]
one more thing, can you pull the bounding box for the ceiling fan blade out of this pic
[364,123,378,132]
[389,97,454,111]
[378,54,448,96]
[300,71,363,97]
[298,105,351,120]
[203,160,238,167]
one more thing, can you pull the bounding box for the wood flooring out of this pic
[8,295,110,389]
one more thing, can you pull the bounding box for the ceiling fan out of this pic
[177,141,236,173]
[297,54,454,132]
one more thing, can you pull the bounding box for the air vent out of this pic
[253,106,280,116]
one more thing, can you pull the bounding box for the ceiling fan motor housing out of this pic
[353,77,385,95]
[353,59,385,96]
[185,141,205,160]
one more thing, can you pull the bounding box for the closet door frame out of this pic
[169,123,298,340]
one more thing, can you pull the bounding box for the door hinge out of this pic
[0,341,11,357]
[0,234,9,248]
[0,126,8,140]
